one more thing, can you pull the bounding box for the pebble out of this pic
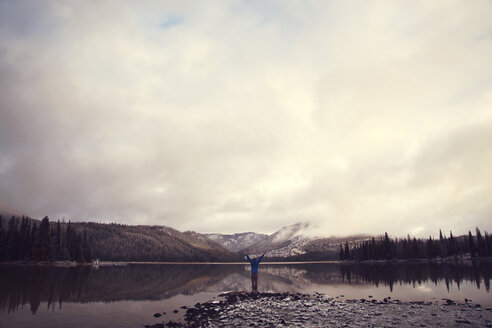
[145,292,492,328]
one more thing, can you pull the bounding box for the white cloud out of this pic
[1,0,491,237]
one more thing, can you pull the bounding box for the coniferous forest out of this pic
[339,228,492,261]
[0,215,236,262]
[0,216,92,263]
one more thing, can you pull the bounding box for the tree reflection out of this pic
[339,261,492,292]
[1,261,490,314]
[0,264,240,314]
[0,265,91,314]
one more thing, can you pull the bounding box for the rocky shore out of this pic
[146,292,492,328]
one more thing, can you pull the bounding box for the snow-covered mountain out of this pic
[270,222,310,243]
[244,222,314,257]
[205,232,269,252]
[206,223,311,256]
[207,222,372,259]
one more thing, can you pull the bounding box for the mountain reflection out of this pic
[0,264,240,314]
[0,261,490,314]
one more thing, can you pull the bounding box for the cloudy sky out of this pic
[1,1,491,237]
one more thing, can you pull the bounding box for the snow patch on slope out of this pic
[206,232,268,252]
[270,222,310,243]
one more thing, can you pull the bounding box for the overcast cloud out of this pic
[1,1,491,237]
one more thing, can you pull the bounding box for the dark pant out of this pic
[251,273,258,292]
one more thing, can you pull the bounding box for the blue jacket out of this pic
[246,254,264,274]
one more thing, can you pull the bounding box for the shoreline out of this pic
[2,256,491,266]
[145,292,492,328]
[0,260,98,267]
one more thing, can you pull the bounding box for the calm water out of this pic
[0,261,491,328]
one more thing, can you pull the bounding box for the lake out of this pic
[0,261,490,328]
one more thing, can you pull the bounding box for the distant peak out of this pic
[270,222,310,243]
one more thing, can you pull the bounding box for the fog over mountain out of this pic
[1,1,492,237]
[207,222,312,253]
[207,222,372,259]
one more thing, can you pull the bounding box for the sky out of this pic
[1,1,491,237]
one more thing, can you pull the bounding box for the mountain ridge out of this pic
[0,215,239,262]
[207,223,373,259]
[1,215,372,262]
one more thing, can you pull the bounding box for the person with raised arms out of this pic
[244,250,265,293]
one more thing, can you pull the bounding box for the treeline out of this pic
[76,222,236,262]
[339,228,492,261]
[1,215,237,262]
[0,215,92,263]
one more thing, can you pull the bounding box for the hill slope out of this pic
[0,215,237,262]
[74,222,237,262]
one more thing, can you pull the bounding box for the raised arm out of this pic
[257,253,265,263]
[245,254,253,263]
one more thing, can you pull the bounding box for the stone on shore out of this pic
[147,292,492,328]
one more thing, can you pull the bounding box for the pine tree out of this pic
[60,221,71,260]
[68,225,76,261]
[485,232,491,256]
[74,232,84,262]
[82,230,92,262]
[361,241,369,260]
[468,231,476,258]
[411,237,419,259]
[55,220,62,260]
[30,223,37,259]
[448,231,456,257]
[476,227,486,257]
[18,217,31,260]
[370,237,376,260]
[426,236,434,259]
[33,216,51,261]
[0,215,5,261]
[6,216,19,260]
[67,228,84,262]
[439,229,447,258]
[344,241,350,260]
[66,221,76,261]
[383,232,391,259]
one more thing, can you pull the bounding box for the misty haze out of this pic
[1,1,492,328]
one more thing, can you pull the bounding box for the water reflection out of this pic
[0,264,239,314]
[0,261,490,314]
[339,262,491,292]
